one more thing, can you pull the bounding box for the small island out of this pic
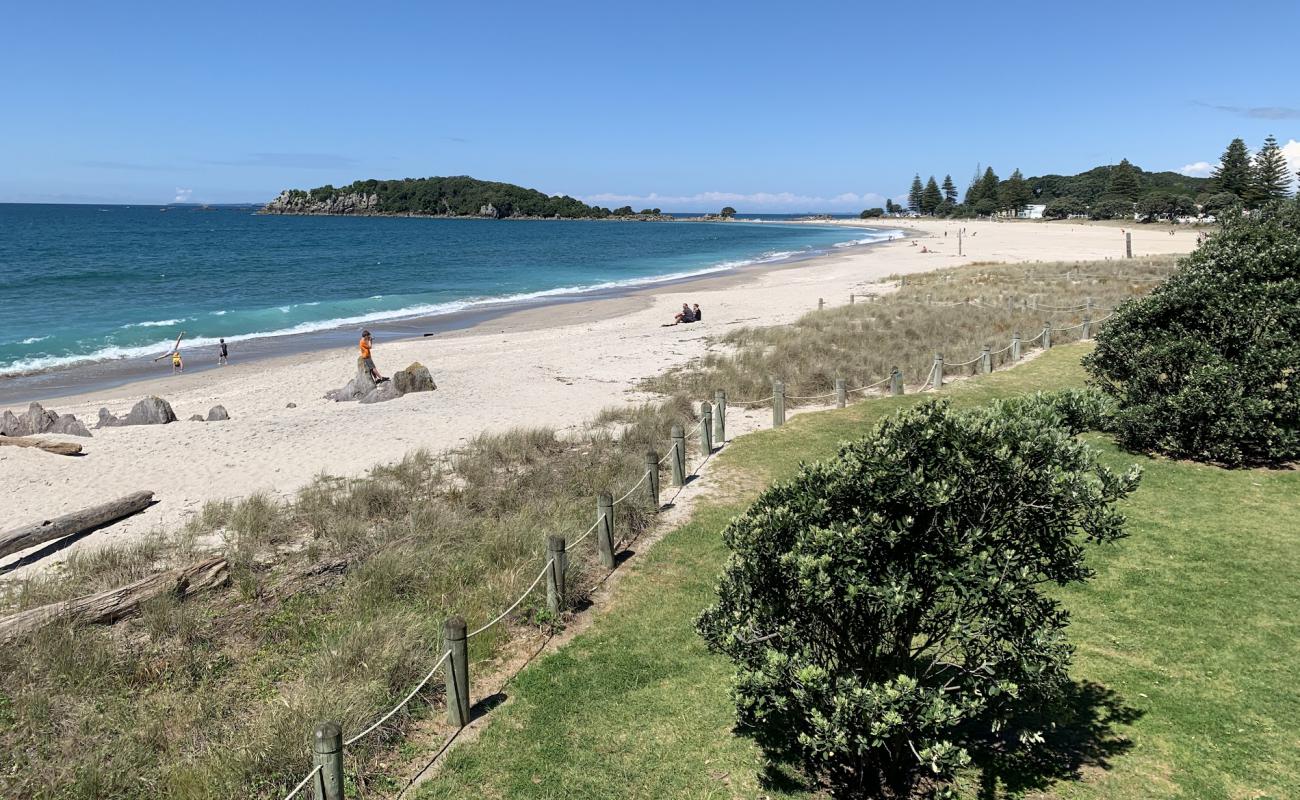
[261,175,672,220]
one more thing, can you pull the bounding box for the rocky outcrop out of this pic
[189,414,206,422]
[1,403,91,438]
[97,396,178,428]
[261,190,381,216]
[392,362,437,395]
[206,405,230,421]
[327,360,436,405]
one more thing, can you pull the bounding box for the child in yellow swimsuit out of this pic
[171,350,183,373]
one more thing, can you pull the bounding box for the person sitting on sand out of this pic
[671,303,696,325]
[171,350,184,374]
[693,303,702,321]
[360,330,385,382]
[217,338,228,366]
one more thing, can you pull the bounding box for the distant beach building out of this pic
[1016,204,1046,220]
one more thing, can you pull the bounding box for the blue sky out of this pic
[2,0,1297,210]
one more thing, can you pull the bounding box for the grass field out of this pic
[417,344,1300,800]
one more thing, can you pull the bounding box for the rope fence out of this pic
[275,285,1124,799]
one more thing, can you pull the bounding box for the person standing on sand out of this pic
[171,349,184,374]
[218,338,229,366]
[360,330,384,382]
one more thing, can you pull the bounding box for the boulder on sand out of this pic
[392,362,437,395]
[206,405,230,421]
[1,403,90,437]
[122,396,178,426]
[325,357,378,402]
[359,382,403,404]
[96,408,122,429]
[189,414,206,422]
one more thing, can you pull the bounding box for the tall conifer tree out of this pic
[1211,138,1254,200]
[922,176,943,214]
[1107,158,1141,200]
[999,169,1032,215]
[941,174,958,204]
[1251,134,1292,203]
[908,175,924,213]
[977,167,1000,205]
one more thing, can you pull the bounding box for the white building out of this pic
[1016,204,1046,220]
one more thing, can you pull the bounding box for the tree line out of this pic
[282,176,635,219]
[870,137,1294,223]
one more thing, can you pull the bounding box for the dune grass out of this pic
[644,255,1179,405]
[0,396,698,800]
[415,344,1300,800]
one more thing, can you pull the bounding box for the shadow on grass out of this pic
[974,681,1143,799]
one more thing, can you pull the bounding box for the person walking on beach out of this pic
[217,338,229,366]
[171,349,184,374]
[360,330,384,382]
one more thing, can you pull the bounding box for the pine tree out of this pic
[964,165,984,205]
[1107,158,1141,200]
[977,167,1000,206]
[941,174,958,204]
[1211,138,1253,201]
[1251,134,1292,203]
[908,175,924,213]
[999,168,1032,215]
[921,176,943,214]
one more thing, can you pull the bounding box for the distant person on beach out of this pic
[218,338,229,366]
[360,330,384,381]
[171,350,184,373]
[693,303,702,321]
[666,303,696,326]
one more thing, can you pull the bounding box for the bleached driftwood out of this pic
[0,490,154,559]
[0,556,228,642]
[0,436,83,456]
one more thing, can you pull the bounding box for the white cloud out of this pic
[174,187,193,203]
[1178,161,1214,178]
[1282,139,1300,187]
[576,190,891,213]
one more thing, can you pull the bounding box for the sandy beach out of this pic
[0,219,1198,575]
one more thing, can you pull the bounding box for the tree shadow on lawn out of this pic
[973,680,1143,799]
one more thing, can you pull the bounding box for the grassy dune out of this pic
[416,345,1300,799]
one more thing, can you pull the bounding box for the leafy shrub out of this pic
[1084,202,1300,466]
[1087,195,1134,220]
[1042,196,1086,219]
[697,397,1138,798]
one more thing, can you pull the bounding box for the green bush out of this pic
[1084,202,1300,466]
[697,397,1138,798]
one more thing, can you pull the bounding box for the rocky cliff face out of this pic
[261,191,381,215]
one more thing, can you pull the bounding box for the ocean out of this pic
[0,204,896,394]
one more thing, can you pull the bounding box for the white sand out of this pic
[0,219,1198,574]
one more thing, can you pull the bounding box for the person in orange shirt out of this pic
[360,330,384,382]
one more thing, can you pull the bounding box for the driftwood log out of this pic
[0,436,83,456]
[0,490,154,559]
[0,556,228,642]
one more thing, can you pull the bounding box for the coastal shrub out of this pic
[1084,202,1300,466]
[697,397,1138,798]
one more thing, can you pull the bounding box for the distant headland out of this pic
[261,175,673,220]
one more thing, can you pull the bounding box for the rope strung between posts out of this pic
[569,515,604,548]
[991,342,1014,355]
[946,354,982,368]
[1024,328,1047,344]
[612,469,651,506]
[847,376,892,393]
[344,649,453,747]
[283,765,323,800]
[1034,302,1089,311]
[727,394,773,407]
[467,559,553,639]
[786,390,838,400]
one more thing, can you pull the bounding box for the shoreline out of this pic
[0,218,1196,576]
[0,222,905,406]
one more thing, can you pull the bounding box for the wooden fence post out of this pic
[849,293,855,305]
[1043,321,1052,349]
[670,425,686,487]
[312,722,344,800]
[772,380,786,427]
[980,345,992,374]
[890,368,904,396]
[926,293,933,305]
[818,297,825,311]
[1011,332,1022,361]
[931,353,944,389]
[596,493,615,569]
[546,535,567,616]
[699,402,713,454]
[445,617,470,728]
[835,378,846,408]
[1082,315,1092,340]
[1125,231,1133,259]
[713,389,726,444]
[644,451,660,509]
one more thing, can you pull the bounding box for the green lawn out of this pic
[416,345,1300,800]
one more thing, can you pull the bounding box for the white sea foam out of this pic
[19,335,50,345]
[1,229,896,377]
[120,317,189,329]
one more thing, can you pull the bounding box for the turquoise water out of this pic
[0,204,895,376]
